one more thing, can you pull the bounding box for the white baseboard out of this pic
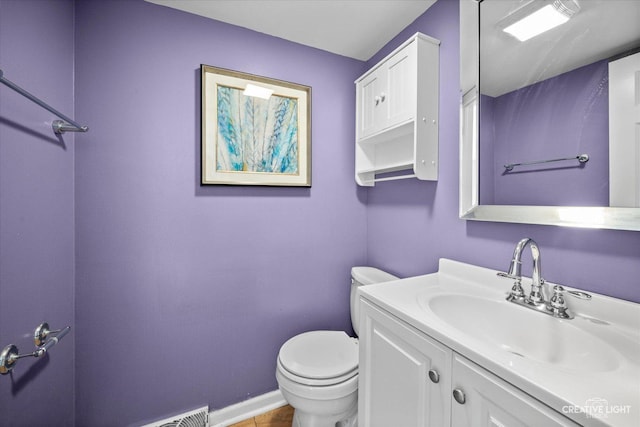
[208,389,287,427]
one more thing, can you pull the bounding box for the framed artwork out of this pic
[201,65,311,186]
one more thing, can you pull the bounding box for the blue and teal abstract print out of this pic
[216,85,299,174]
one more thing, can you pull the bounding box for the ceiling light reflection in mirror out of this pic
[500,0,580,42]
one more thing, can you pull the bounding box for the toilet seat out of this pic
[278,331,359,386]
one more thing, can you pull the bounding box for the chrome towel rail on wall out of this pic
[0,68,88,135]
[503,154,589,172]
[0,322,71,375]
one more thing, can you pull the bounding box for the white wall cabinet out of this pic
[355,33,440,186]
[359,300,580,427]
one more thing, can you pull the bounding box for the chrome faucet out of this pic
[498,238,575,319]
[504,237,546,305]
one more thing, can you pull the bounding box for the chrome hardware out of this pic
[547,285,573,319]
[0,69,89,135]
[497,238,589,320]
[453,388,466,404]
[34,322,63,346]
[497,271,516,280]
[380,92,386,102]
[567,290,592,300]
[52,120,88,134]
[498,272,525,301]
[499,237,546,304]
[428,369,440,383]
[0,343,43,375]
[374,95,381,105]
[0,345,19,375]
[504,154,589,172]
[510,281,525,300]
[528,277,545,305]
[1,323,71,375]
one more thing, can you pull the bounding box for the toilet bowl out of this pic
[276,331,359,427]
[275,267,398,427]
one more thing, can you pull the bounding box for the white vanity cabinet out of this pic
[355,32,440,186]
[359,300,451,427]
[451,355,581,427]
[359,299,580,427]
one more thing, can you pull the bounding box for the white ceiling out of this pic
[145,0,437,61]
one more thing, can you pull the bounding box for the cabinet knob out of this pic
[428,369,439,383]
[374,95,381,105]
[453,388,466,404]
[380,92,386,102]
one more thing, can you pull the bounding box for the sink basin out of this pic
[423,293,621,373]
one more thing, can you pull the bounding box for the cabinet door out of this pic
[357,70,383,139]
[451,355,580,427]
[359,301,451,427]
[384,43,416,127]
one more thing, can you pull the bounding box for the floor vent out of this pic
[143,406,209,427]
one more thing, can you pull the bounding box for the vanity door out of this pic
[359,300,451,427]
[451,355,580,427]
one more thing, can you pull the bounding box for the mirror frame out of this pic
[459,0,640,231]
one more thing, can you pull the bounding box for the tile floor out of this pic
[228,404,294,427]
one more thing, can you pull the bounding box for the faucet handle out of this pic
[507,281,525,301]
[547,285,573,319]
[566,290,592,300]
[498,272,526,301]
[543,281,591,300]
[497,271,518,280]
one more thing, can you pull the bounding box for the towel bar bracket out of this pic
[0,68,88,135]
[0,323,71,375]
[52,120,89,135]
[34,322,63,346]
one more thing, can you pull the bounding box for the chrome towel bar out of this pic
[504,154,589,172]
[0,68,88,135]
[0,323,71,375]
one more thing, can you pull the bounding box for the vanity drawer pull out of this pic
[453,388,466,404]
[428,369,439,383]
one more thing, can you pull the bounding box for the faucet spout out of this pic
[508,238,545,305]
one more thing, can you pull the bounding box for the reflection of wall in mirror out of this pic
[479,59,609,207]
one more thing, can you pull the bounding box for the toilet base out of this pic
[336,415,357,427]
[291,406,357,427]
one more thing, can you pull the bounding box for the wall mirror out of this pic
[460,0,640,231]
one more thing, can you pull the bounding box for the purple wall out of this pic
[483,60,609,206]
[2,0,639,426]
[367,0,640,302]
[73,0,366,425]
[0,0,75,425]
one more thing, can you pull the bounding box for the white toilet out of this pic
[276,267,398,427]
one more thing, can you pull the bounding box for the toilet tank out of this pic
[350,267,398,336]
